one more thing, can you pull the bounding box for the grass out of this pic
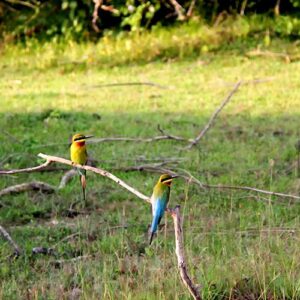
[0,21,300,299]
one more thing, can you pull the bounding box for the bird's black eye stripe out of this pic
[161,177,172,182]
[74,136,85,141]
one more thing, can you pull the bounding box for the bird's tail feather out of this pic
[76,167,87,203]
[80,174,86,204]
[149,232,155,245]
[149,214,161,245]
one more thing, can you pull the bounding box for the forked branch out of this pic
[37,153,151,203]
[186,81,242,149]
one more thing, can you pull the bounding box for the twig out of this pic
[186,0,196,18]
[100,4,119,14]
[3,130,21,144]
[169,0,186,20]
[56,159,181,190]
[88,81,170,90]
[246,49,291,63]
[186,81,242,149]
[115,164,300,201]
[0,181,56,197]
[92,0,103,32]
[203,184,300,201]
[90,135,189,144]
[0,225,21,256]
[216,77,275,87]
[58,169,77,189]
[0,160,51,175]
[38,153,150,203]
[171,206,201,300]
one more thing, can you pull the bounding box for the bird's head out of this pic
[71,133,93,145]
[158,174,178,187]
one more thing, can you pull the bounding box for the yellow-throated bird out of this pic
[149,174,177,244]
[70,133,93,203]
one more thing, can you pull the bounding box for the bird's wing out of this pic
[150,196,167,233]
[152,196,167,219]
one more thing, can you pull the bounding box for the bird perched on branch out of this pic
[70,133,93,204]
[149,174,177,245]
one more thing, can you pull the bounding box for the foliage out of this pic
[1,0,300,41]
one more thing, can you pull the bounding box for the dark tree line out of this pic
[0,0,300,40]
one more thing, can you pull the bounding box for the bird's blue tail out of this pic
[149,214,161,245]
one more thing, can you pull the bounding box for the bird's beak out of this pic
[171,175,178,179]
[84,135,94,139]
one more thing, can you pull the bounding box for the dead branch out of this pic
[240,0,247,15]
[171,206,201,300]
[100,4,119,14]
[246,49,291,63]
[52,232,80,248]
[186,81,242,149]
[274,0,280,16]
[92,0,103,32]
[58,169,77,189]
[0,225,21,256]
[217,77,275,88]
[38,153,150,203]
[58,158,182,189]
[169,0,186,20]
[115,164,300,201]
[88,81,171,89]
[203,184,300,201]
[186,0,196,18]
[0,181,55,197]
[0,160,51,175]
[90,134,190,144]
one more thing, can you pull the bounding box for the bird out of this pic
[70,133,93,204]
[149,174,177,245]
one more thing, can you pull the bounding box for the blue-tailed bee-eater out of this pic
[70,133,93,203]
[149,174,177,244]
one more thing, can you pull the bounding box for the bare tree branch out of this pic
[186,0,196,18]
[246,49,293,63]
[58,169,77,189]
[169,0,186,20]
[0,181,55,197]
[115,164,300,201]
[90,135,190,144]
[92,0,103,32]
[100,4,119,14]
[202,184,300,201]
[0,160,51,175]
[37,153,150,203]
[186,81,242,150]
[89,81,171,89]
[0,225,21,256]
[171,206,201,300]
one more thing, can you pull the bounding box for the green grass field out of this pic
[1,26,300,299]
